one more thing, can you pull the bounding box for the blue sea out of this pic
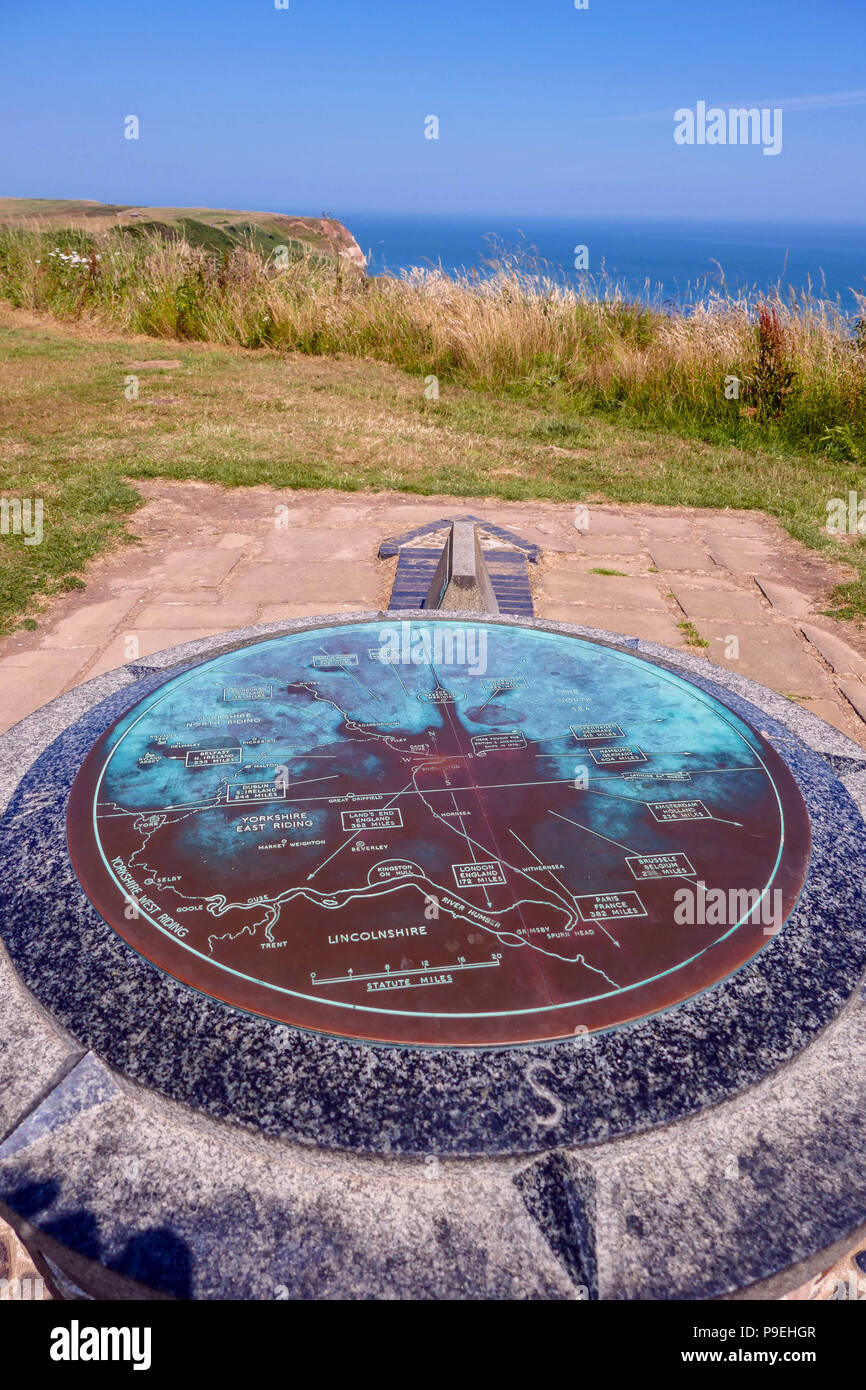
[342,214,866,314]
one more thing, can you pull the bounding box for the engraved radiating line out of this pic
[386,658,410,696]
[288,774,340,788]
[426,658,446,699]
[407,760,613,967]
[305,779,414,881]
[548,808,640,856]
[315,646,382,704]
[304,832,359,881]
[451,791,492,907]
[508,828,578,907]
[514,827,622,950]
[583,786,651,805]
[475,656,529,714]
[98,767,756,819]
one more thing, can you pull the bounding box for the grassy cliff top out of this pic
[0,198,366,266]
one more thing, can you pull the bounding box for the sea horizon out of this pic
[336,212,866,312]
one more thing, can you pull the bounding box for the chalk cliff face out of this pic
[308,216,367,270]
[0,199,367,270]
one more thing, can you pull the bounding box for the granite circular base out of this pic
[1,612,865,1301]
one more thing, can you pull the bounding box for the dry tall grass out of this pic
[1,224,863,460]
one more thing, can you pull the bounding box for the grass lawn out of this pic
[1,304,864,636]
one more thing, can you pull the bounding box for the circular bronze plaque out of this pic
[66,621,811,1046]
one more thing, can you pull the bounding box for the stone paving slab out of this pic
[141,547,246,588]
[132,603,260,630]
[839,679,866,723]
[34,597,141,651]
[224,560,384,606]
[0,485,864,757]
[541,604,685,646]
[540,565,671,613]
[85,629,229,680]
[707,537,774,573]
[800,623,866,679]
[572,533,648,556]
[0,1220,51,1301]
[755,578,814,619]
[697,621,834,699]
[668,580,771,625]
[259,526,385,562]
[647,541,716,572]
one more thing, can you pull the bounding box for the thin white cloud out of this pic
[594,91,866,123]
[751,90,866,111]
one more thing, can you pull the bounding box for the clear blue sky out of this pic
[2,0,864,223]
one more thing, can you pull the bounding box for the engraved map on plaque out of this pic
[66,621,811,1046]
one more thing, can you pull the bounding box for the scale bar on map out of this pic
[313,958,501,986]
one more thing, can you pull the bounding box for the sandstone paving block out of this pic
[142,548,245,587]
[799,623,866,679]
[225,561,381,605]
[640,515,698,539]
[543,568,668,611]
[0,1218,51,1299]
[707,537,773,574]
[259,602,368,623]
[83,630,227,680]
[0,647,97,675]
[0,652,98,732]
[574,533,647,556]
[153,588,224,604]
[256,503,318,527]
[314,504,380,527]
[755,578,813,619]
[698,621,833,697]
[700,513,775,539]
[537,603,683,646]
[838,680,866,724]
[212,532,257,548]
[34,597,140,650]
[1,673,71,737]
[482,524,573,554]
[133,604,260,630]
[647,542,715,572]
[669,582,770,624]
[572,508,638,537]
[259,526,384,562]
[793,697,865,739]
[522,521,579,552]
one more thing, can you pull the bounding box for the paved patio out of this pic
[1,481,865,744]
